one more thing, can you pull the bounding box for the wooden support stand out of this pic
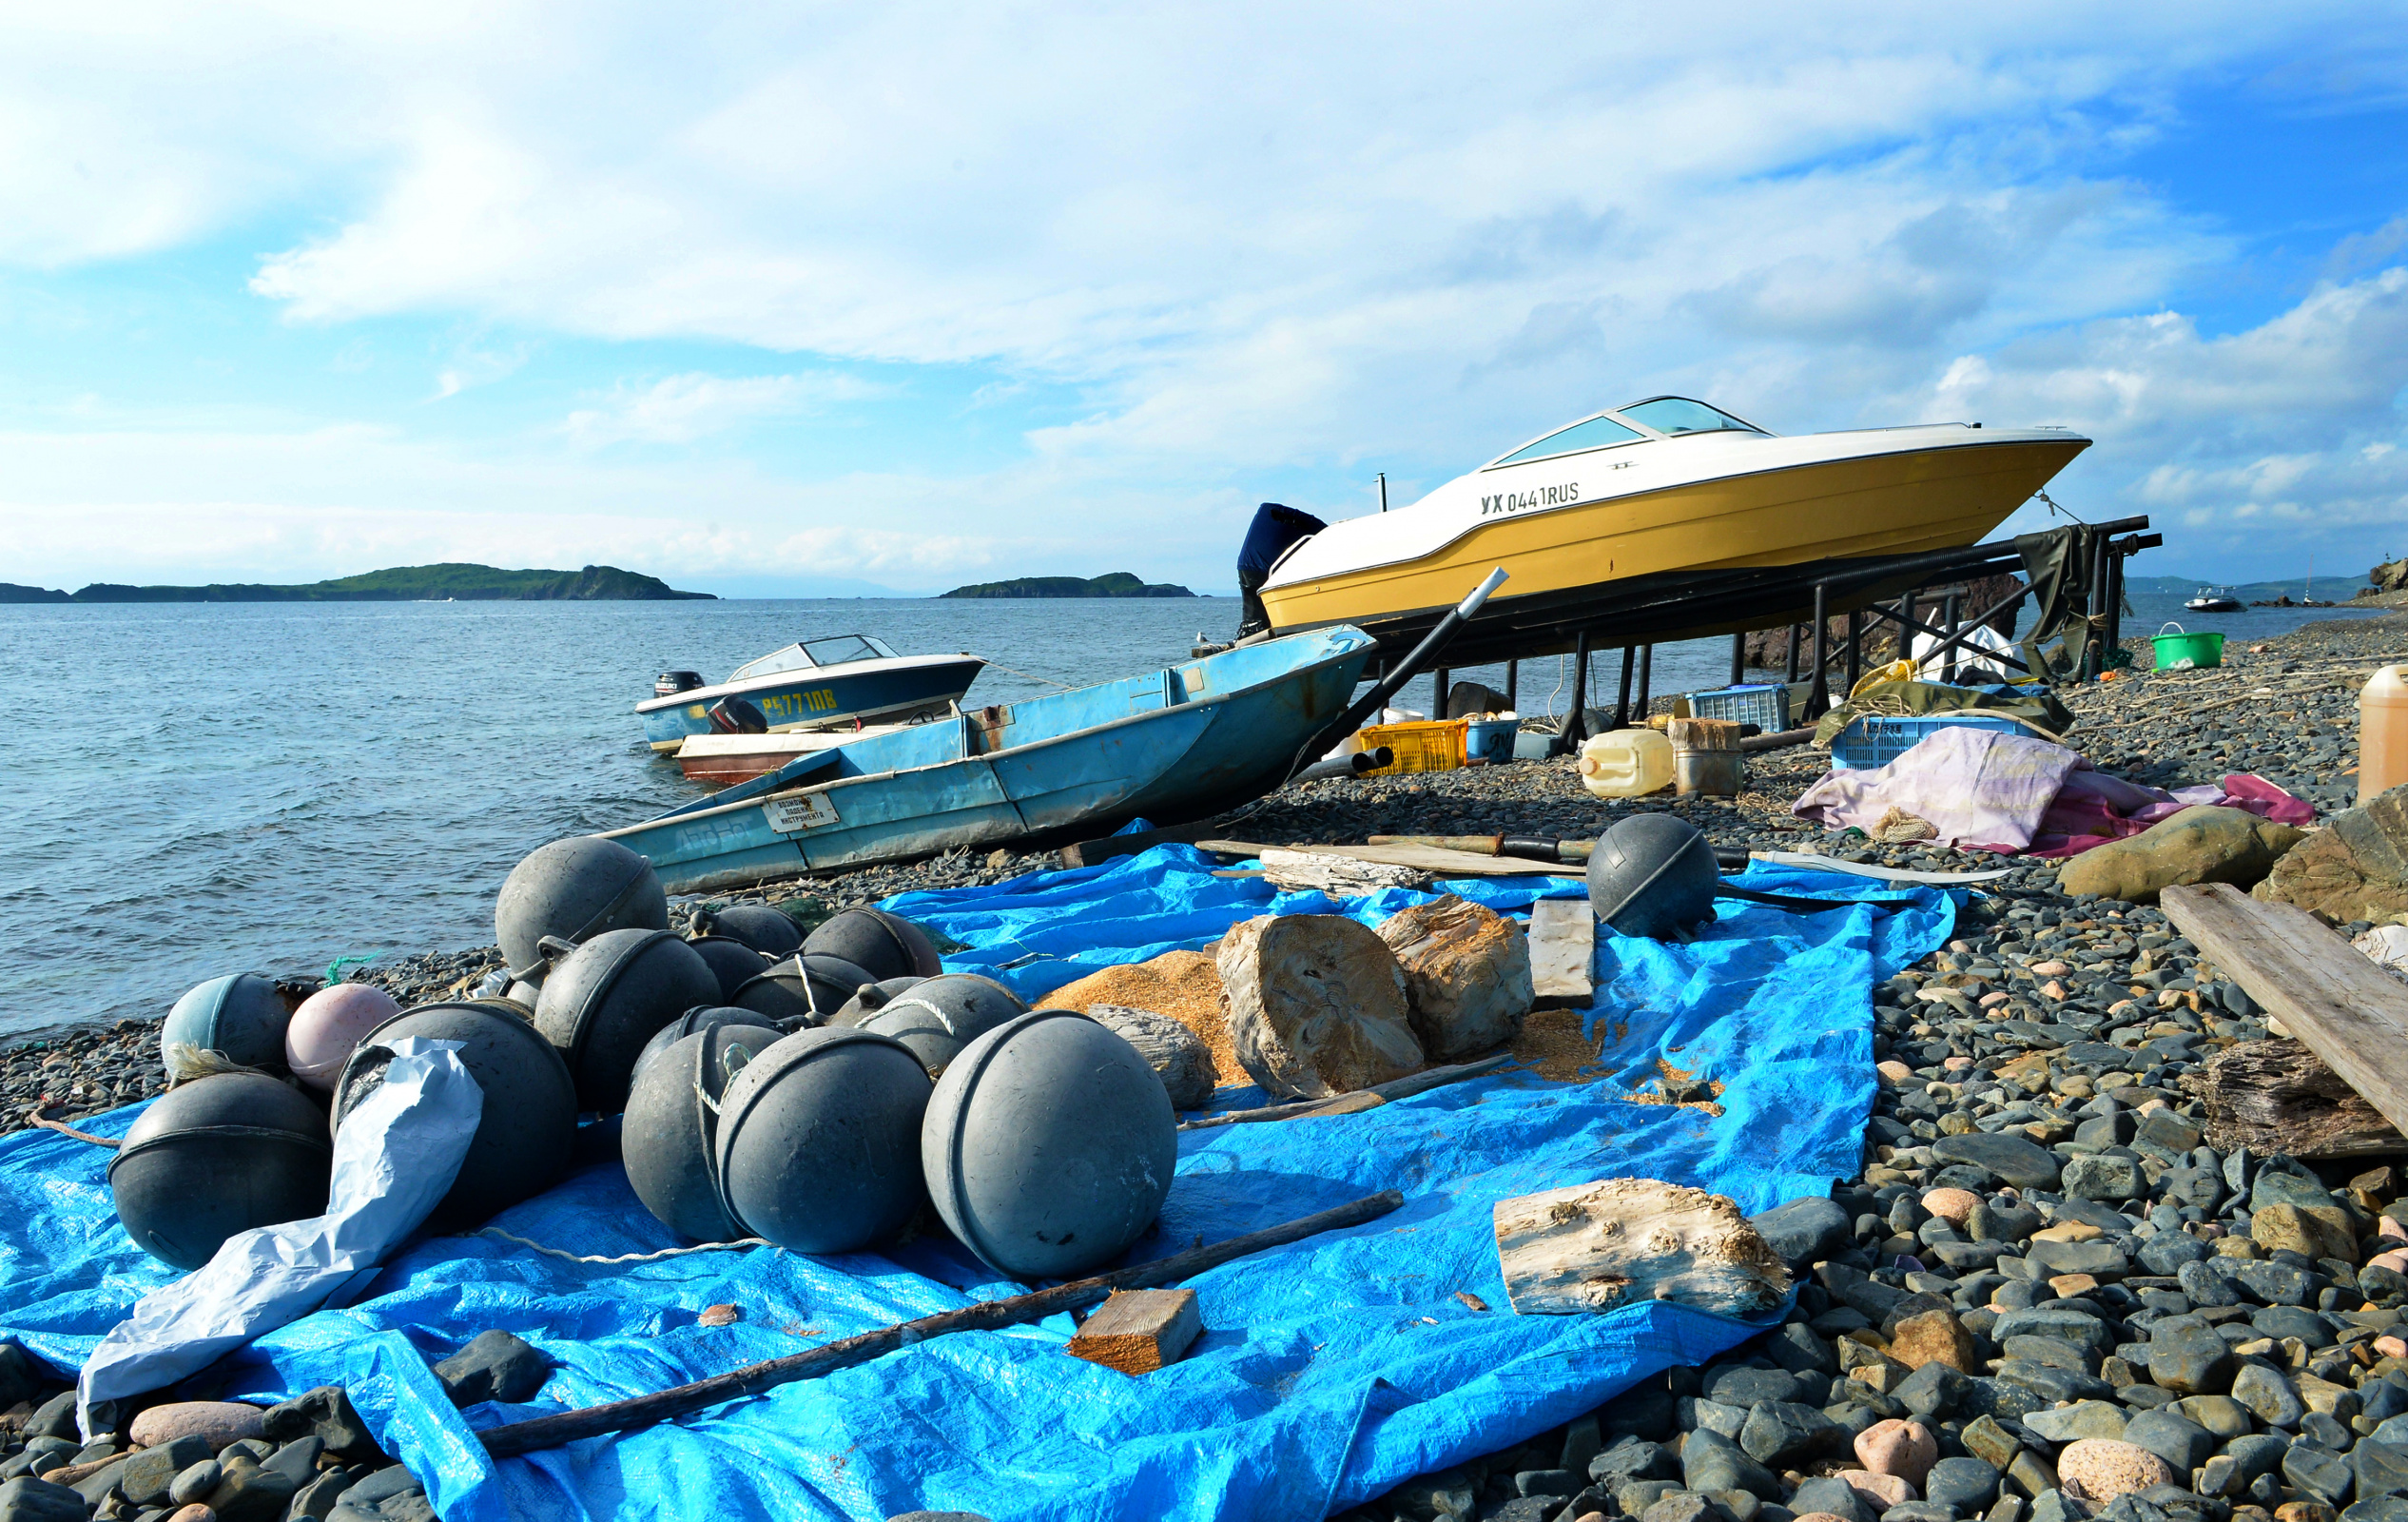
[2161,883,2408,1139]
[1066,1289,1204,1374]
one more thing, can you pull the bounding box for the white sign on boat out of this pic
[763,791,841,834]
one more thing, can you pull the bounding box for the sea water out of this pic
[0,591,2379,1038]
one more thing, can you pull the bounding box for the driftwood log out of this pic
[2181,1037,2406,1159]
[1177,1053,1510,1130]
[1256,848,1429,894]
[1494,1178,1791,1317]
[479,1190,1405,1459]
[1217,914,1424,1099]
[1086,1005,1218,1110]
[1374,896,1533,1061]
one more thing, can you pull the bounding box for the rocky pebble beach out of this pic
[3,609,2405,1522]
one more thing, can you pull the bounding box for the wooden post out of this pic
[1614,644,1636,730]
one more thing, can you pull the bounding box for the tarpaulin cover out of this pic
[0,847,1953,1522]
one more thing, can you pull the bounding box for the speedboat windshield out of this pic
[803,634,896,666]
[1617,397,1764,437]
[728,634,900,682]
[1488,413,1647,468]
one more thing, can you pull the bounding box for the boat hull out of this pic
[1262,437,2085,661]
[672,726,918,785]
[607,628,1377,892]
[637,656,984,751]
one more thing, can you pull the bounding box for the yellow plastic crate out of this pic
[1356,718,1467,776]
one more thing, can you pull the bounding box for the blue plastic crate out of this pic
[1685,683,1790,731]
[1830,712,2032,771]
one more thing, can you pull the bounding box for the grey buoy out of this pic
[860,974,1026,1078]
[707,904,805,957]
[623,1022,784,1241]
[922,1009,1175,1280]
[829,975,926,1027]
[685,935,772,1004]
[534,929,721,1112]
[495,836,668,979]
[630,1005,784,1087]
[803,907,944,982]
[333,1002,577,1229]
[712,1027,931,1254]
[108,1072,332,1269]
[729,954,876,1028]
[1585,813,1720,941]
[160,973,291,1070]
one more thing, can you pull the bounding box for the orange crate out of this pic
[1355,718,1467,776]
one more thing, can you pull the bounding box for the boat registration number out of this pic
[763,791,841,833]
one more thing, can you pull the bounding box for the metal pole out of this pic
[1614,644,1636,730]
[1730,632,1746,687]
[2084,533,2110,682]
[1377,473,1388,513]
[1635,645,1653,727]
[1844,610,1862,693]
[1898,588,1918,667]
[1505,658,1518,712]
[1431,666,1450,719]
[1808,584,1830,719]
[1563,629,1591,752]
[1941,592,1961,684]
[1784,624,1802,684]
[2104,548,2125,668]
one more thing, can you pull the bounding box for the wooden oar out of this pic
[476,1190,1406,1459]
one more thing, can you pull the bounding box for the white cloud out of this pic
[562,371,889,448]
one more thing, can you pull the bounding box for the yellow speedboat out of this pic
[1249,397,2088,662]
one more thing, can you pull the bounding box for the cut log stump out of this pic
[1494,1177,1790,1317]
[1257,848,1428,895]
[1374,895,1533,1061]
[1217,914,1424,1100]
[1065,1289,1203,1375]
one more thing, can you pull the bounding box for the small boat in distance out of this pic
[2185,588,2242,614]
[638,634,984,752]
[608,625,1377,891]
[1246,396,2089,663]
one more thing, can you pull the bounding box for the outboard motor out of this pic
[109,1071,333,1269]
[162,972,294,1072]
[707,696,768,735]
[495,836,669,983]
[922,1009,1176,1279]
[802,907,944,982]
[1235,501,1327,637]
[333,1002,578,1229]
[1585,813,1721,942]
[624,1020,786,1242]
[712,1027,933,1254]
[654,671,705,698]
[534,928,722,1113]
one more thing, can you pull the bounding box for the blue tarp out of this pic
[0,846,1952,1521]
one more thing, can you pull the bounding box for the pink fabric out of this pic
[2025,771,2313,858]
[1794,727,2086,850]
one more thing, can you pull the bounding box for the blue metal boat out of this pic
[638,634,986,751]
[605,625,1379,892]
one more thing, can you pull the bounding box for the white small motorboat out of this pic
[637,634,984,752]
[2184,588,2242,614]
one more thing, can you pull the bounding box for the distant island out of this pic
[0,563,713,604]
[940,572,1195,599]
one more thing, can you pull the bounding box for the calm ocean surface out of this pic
[0,590,2379,1039]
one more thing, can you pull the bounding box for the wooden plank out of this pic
[1198,840,1582,879]
[2160,882,2408,1139]
[1526,898,1595,1005]
[1065,1289,1203,1374]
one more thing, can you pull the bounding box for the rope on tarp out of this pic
[475,1227,777,1265]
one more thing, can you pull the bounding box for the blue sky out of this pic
[2,5,2403,596]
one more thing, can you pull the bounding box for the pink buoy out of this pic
[285,984,401,1092]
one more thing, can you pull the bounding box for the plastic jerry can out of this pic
[2364,664,2408,805]
[1577,729,1675,798]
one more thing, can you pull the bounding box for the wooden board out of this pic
[1065,1289,1203,1374]
[1526,898,1595,1005]
[1198,840,1582,879]
[2161,882,2408,1139]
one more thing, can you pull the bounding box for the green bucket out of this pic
[2151,623,2224,670]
